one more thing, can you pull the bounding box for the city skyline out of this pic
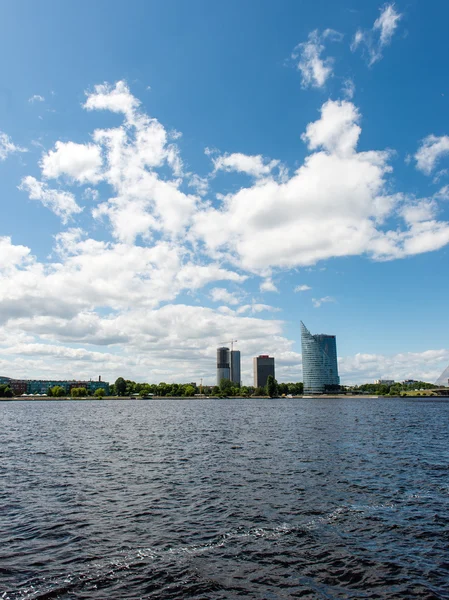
[1,1,449,386]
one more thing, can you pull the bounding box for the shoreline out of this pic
[3,394,448,402]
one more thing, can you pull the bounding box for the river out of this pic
[1,397,448,599]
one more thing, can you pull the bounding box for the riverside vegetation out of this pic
[107,377,439,398]
[1,378,439,399]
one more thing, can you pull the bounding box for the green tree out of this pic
[71,387,88,397]
[157,382,168,396]
[266,375,278,398]
[0,384,13,398]
[115,377,126,396]
[278,382,289,396]
[184,385,195,397]
[49,385,66,397]
[94,388,105,398]
[125,380,136,395]
[219,378,233,396]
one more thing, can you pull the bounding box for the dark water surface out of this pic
[1,398,449,599]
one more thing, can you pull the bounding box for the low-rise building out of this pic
[0,376,109,395]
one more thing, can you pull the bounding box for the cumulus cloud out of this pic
[351,3,402,66]
[40,141,103,183]
[194,98,449,272]
[18,176,83,223]
[5,81,449,384]
[209,287,241,305]
[211,152,279,178]
[260,278,278,293]
[294,284,311,292]
[0,237,31,270]
[0,132,27,161]
[415,135,449,175]
[83,80,140,119]
[28,94,45,103]
[340,349,449,385]
[301,99,361,155]
[292,29,343,88]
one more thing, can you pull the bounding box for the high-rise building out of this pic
[301,321,339,394]
[230,350,241,386]
[217,347,230,385]
[253,355,275,388]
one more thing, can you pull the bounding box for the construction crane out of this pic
[220,339,238,351]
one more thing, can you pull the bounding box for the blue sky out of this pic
[1,0,449,385]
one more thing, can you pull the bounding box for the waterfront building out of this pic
[217,347,231,385]
[230,350,241,386]
[301,321,339,394]
[253,355,275,388]
[0,376,109,395]
[375,379,395,385]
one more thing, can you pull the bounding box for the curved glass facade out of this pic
[301,321,339,394]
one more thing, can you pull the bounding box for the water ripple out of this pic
[1,398,449,599]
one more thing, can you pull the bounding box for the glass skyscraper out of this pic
[300,321,339,394]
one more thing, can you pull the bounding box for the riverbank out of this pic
[2,394,425,401]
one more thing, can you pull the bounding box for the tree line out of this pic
[346,381,437,396]
[110,376,303,398]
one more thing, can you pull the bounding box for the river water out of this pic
[1,397,449,599]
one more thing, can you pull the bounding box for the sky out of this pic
[1,0,449,386]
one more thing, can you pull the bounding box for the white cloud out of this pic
[312,296,335,308]
[340,348,449,385]
[188,174,209,196]
[301,99,361,156]
[374,3,402,47]
[83,187,100,201]
[193,98,449,271]
[83,80,140,119]
[237,302,281,315]
[209,287,241,305]
[352,3,402,66]
[292,29,343,89]
[400,199,437,224]
[435,185,449,200]
[415,135,449,175]
[4,81,449,385]
[0,132,27,161]
[342,78,355,100]
[0,237,31,270]
[260,278,278,292]
[18,176,83,223]
[40,141,103,183]
[28,95,45,103]
[212,152,279,178]
[294,284,311,292]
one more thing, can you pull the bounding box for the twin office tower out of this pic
[216,347,275,387]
